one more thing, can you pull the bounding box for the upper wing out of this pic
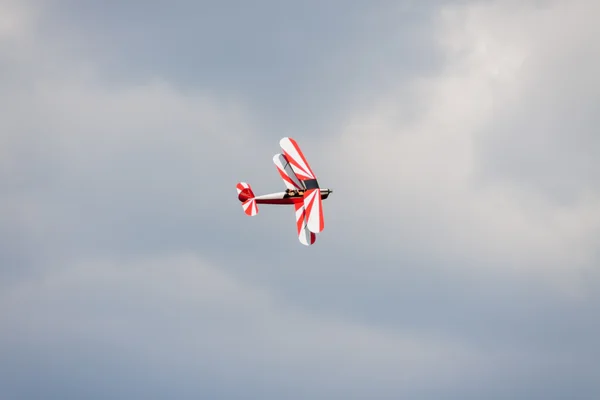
[273,153,303,190]
[279,137,318,187]
[294,202,316,245]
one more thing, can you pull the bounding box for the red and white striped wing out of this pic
[303,189,324,233]
[294,202,316,246]
[279,137,317,182]
[273,154,303,190]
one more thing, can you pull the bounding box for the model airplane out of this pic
[236,137,333,245]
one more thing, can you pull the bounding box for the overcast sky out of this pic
[1,0,599,398]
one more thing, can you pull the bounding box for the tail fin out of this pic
[236,182,258,216]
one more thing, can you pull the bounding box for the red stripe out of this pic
[317,194,324,231]
[295,206,304,235]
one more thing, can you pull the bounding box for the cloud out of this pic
[0,253,483,399]
[36,0,449,138]
[322,0,600,292]
[1,0,599,398]
[0,0,29,39]
[0,0,267,268]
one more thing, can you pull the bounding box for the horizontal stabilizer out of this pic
[242,198,258,216]
[236,182,258,216]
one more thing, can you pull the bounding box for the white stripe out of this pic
[253,192,286,200]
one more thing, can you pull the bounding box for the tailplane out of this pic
[236,182,258,216]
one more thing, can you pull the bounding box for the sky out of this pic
[1,0,599,398]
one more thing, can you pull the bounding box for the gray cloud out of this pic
[1,0,600,398]
[0,255,485,399]
[39,0,448,136]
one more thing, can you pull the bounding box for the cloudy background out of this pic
[1,0,599,398]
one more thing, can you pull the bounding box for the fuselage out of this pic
[241,189,332,205]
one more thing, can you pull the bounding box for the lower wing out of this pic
[302,189,324,233]
[294,202,316,246]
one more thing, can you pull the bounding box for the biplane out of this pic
[236,137,332,245]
